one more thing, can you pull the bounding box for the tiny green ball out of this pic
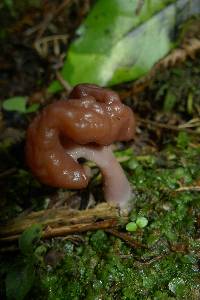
[126,222,137,232]
[136,217,148,228]
[127,159,139,170]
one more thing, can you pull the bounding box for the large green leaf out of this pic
[49,0,200,92]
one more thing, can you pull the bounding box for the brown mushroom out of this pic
[26,84,136,210]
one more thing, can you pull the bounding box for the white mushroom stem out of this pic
[66,143,133,211]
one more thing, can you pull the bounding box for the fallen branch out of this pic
[0,203,128,244]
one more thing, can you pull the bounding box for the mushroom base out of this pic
[65,142,133,211]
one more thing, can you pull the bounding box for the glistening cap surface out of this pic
[26,84,136,189]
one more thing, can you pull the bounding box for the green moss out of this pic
[19,142,199,300]
[1,40,200,300]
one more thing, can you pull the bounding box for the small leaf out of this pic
[187,92,193,114]
[6,263,35,300]
[127,158,139,170]
[163,91,176,112]
[19,224,42,256]
[168,277,185,295]
[2,97,40,114]
[26,103,40,113]
[114,148,133,162]
[3,0,13,9]
[136,217,148,228]
[176,132,190,149]
[34,245,47,263]
[126,222,137,232]
[2,97,27,113]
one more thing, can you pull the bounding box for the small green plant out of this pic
[5,224,46,300]
[2,0,13,10]
[126,216,148,232]
[126,221,137,232]
[2,96,39,114]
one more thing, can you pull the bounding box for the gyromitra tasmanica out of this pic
[26,84,136,210]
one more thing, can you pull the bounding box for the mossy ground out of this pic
[0,60,200,299]
[0,2,199,300]
[28,139,200,300]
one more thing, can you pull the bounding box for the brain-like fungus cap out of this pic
[26,84,136,210]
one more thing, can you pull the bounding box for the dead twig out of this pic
[56,71,72,94]
[43,219,118,239]
[0,203,128,244]
[0,245,18,253]
[34,34,68,58]
[175,186,200,192]
[135,254,165,266]
[178,118,200,129]
[105,228,147,249]
[138,117,200,135]
[35,0,73,40]
[0,220,119,244]
[0,168,17,179]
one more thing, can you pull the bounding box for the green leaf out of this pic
[2,97,27,113]
[2,97,40,114]
[187,92,193,114]
[127,158,139,170]
[136,216,148,228]
[163,91,177,112]
[48,0,197,92]
[168,277,185,295]
[34,245,47,262]
[26,103,40,113]
[114,148,133,162]
[126,222,137,232]
[3,0,13,9]
[6,263,35,300]
[19,224,42,256]
[176,132,190,149]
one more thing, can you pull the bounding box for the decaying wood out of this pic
[106,229,147,249]
[0,203,128,244]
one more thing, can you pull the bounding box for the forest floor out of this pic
[0,1,200,300]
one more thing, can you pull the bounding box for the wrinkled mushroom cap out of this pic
[26,84,136,189]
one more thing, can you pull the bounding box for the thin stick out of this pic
[36,0,73,40]
[56,71,72,94]
[175,186,200,192]
[0,168,17,178]
[138,117,200,135]
[44,219,118,238]
[106,229,147,249]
